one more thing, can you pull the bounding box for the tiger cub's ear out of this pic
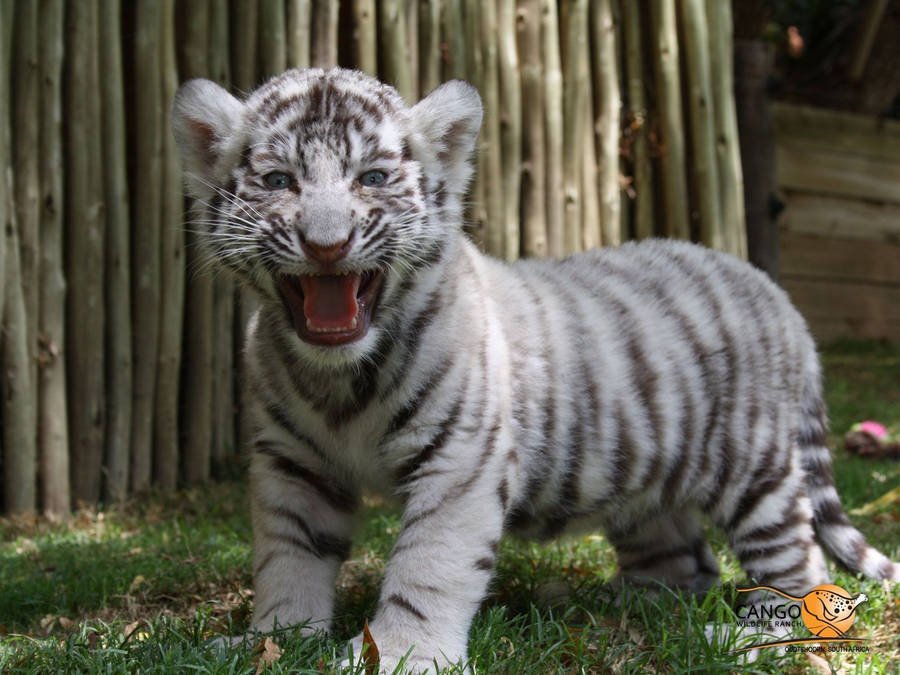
[407,80,483,195]
[171,78,245,196]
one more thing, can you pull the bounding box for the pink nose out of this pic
[300,237,351,265]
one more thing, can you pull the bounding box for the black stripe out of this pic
[394,390,466,484]
[380,289,443,400]
[256,442,358,512]
[385,359,454,436]
[387,594,426,621]
[474,557,494,571]
[265,504,352,559]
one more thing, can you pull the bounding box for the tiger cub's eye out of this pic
[265,172,292,189]
[358,169,388,187]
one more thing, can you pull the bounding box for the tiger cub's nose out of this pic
[300,236,352,265]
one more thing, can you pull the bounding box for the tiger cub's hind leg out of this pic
[609,508,720,594]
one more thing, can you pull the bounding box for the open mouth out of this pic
[278,270,384,346]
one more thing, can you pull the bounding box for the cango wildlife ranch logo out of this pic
[733,584,871,653]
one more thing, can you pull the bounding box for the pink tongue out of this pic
[299,274,361,329]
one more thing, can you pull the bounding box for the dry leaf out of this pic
[58,616,75,630]
[0,624,7,636]
[87,631,100,649]
[362,620,380,675]
[124,621,142,639]
[805,651,831,675]
[40,614,57,634]
[128,575,147,593]
[253,637,283,674]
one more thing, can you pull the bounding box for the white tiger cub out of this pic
[172,68,899,672]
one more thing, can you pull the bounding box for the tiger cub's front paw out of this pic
[342,625,470,674]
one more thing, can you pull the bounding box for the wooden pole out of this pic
[66,0,106,503]
[98,0,132,503]
[2,176,36,513]
[0,6,8,363]
[209,0,232,83]
[541,0,564,258]
[498,0,521,261]
[517,0,547,258]
[462,0,485,247]
[706,0,746,258]
[622,0,654,240]
[480,0,504,257]
[232,0,259,92]
[181,0,213,485]
[651,0,690,240]
[679,0,722,250]
[580,69,600,251]
[591,0,621,247]
[130,0,163,493]
[353,0,376,75]
[311,0,339,69]
[1,5,36,513]
[561,0,588,254]
[154,0,185,491]
[418,0,441,96]
[37,0,69,516]
[444,0,467,81]
[259,0,287,78]
[405,0,419,100]
[12,0,41,416]
[287,0,312,70]
[379,0,415,102]
[209,0,235,468]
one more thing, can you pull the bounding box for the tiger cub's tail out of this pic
[798,351,900,582]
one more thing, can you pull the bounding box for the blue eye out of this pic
[359,170,387,187]
[265,172,292,189]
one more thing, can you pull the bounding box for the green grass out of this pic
[1,340,898,673]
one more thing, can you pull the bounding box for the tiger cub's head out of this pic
[172,68,481,361]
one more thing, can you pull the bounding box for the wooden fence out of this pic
[775,103,900,342]
[0,0,747,515]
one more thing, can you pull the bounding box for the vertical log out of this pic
[379,0,414,102]
[38,0,69,516]
[591,0,621,247]
[405,0,419,100]
[679,0,722,250]
[735,40,778,279]
[287,0,312,70]
[209,0,232,83]
[498,0,521,261]
[541,0,564,258]
[517,0,547,258]
[13,0,40,411]
[311,0,339,69]
[418,0,441,95]
[706,0,746,258]
[462,0,485,247]
[580,70,600,250]
[561,0,588,254]
[1,5,35,514]
[352,0,376,75]
[622,0,654,240]
[130,0,163,493]
[98,0,132,503]
[480,0,504,257]
[444,0,467,81]
[209,0,235,468]
[651,0,690,240]
[232,0,259,91]
[66,0,106,502]
[154,0,185,491]
[180,0,213,485]
[259,0,287,78]
[2,178,36,513]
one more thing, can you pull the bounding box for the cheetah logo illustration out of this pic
[738,584,868,642]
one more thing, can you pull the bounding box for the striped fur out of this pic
[173,68,899,672]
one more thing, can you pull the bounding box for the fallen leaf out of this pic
[0,624,7,636]
[87,631,100,649]
[40,614,57,634]
[58,616,75,630]
[124,621,142,639]
[128,575,147,593]
[253,637,283,673]
[363,620,380,675]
